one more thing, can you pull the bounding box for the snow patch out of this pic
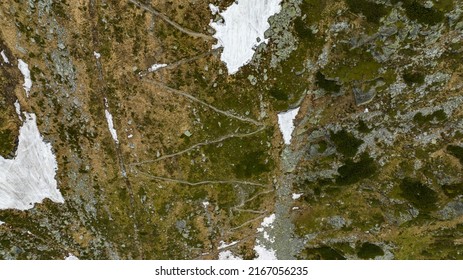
[104,98,119,144]
[254,213,277,259]
[260,213,275,227]
[93,51,101,59]
[277,107,300,145]
[218,250,242,260]
[218,240,238,249]
[254,245,277,260]
[1,50,9,64]
[18,59,32,97]
[292,193,303,200]
[209,3,220,15]
[0,113,63,211]
[148,63,167,72]
[65,253,79,260]
[209,0,282,74]
[0,221,4,226]
[14,100,22,121]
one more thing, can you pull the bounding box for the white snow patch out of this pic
[261,213,275,227]
[93,51,101,59]
[0,113,63,211]
[0,221,4,226]
[65,253,79,260]
[18,59,32,97]
[14,100,22,121]
[218,250,242,260]
[209,0,282,74]
[148,63,167,72]
[292,193,303,200]
[254,213,277,257]
[277,107,300,145]
[209,3,220,15]
[254,244,277,260]
[218,240,238,249]
[104,98,119,144]
[127,134,133,139]
[1,50,9,64]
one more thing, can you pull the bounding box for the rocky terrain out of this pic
[0,0,462,260]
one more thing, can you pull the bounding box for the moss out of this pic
[51,1,68,18]
[399,178,438,213]
[0,129,16,157]
[316,71,341,93]
[413,109,447,125]
[234,151,271,179]
[326,47,381,83]
[446,145,463,165]
[357,242,384,259]
[217,185,237,209]
[303,246,346,260]
[330,129,364,158]
[269,86,289,101]
[357,120,372,133]
[345,0,388,24]
[300,0,328,25]
[317,140,328,153]
[294,17,316,41]
[403,71,425,86]
[441,183,463,199]
[336,153,377,185]
[402,0,445,25]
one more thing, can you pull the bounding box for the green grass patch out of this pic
[325,47,381,83]
[357,242,384,259]
[441,183,463,199]
[336,153,377,185]
[234,151,272,179]
[357,120,372,133]
[403,71,425,86]
[316,71,341,93]
[402,0,445,25]
[413,109,447,125]
[0,129,16,157]
[300,0,328,25]
[330,129,364,158]
[345,0,388,24]
[447,145,463,165]
[399,178,438,213]
[303,246,346,260]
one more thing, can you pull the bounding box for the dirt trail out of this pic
[128,0,214,41]
[144,79,264,126]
